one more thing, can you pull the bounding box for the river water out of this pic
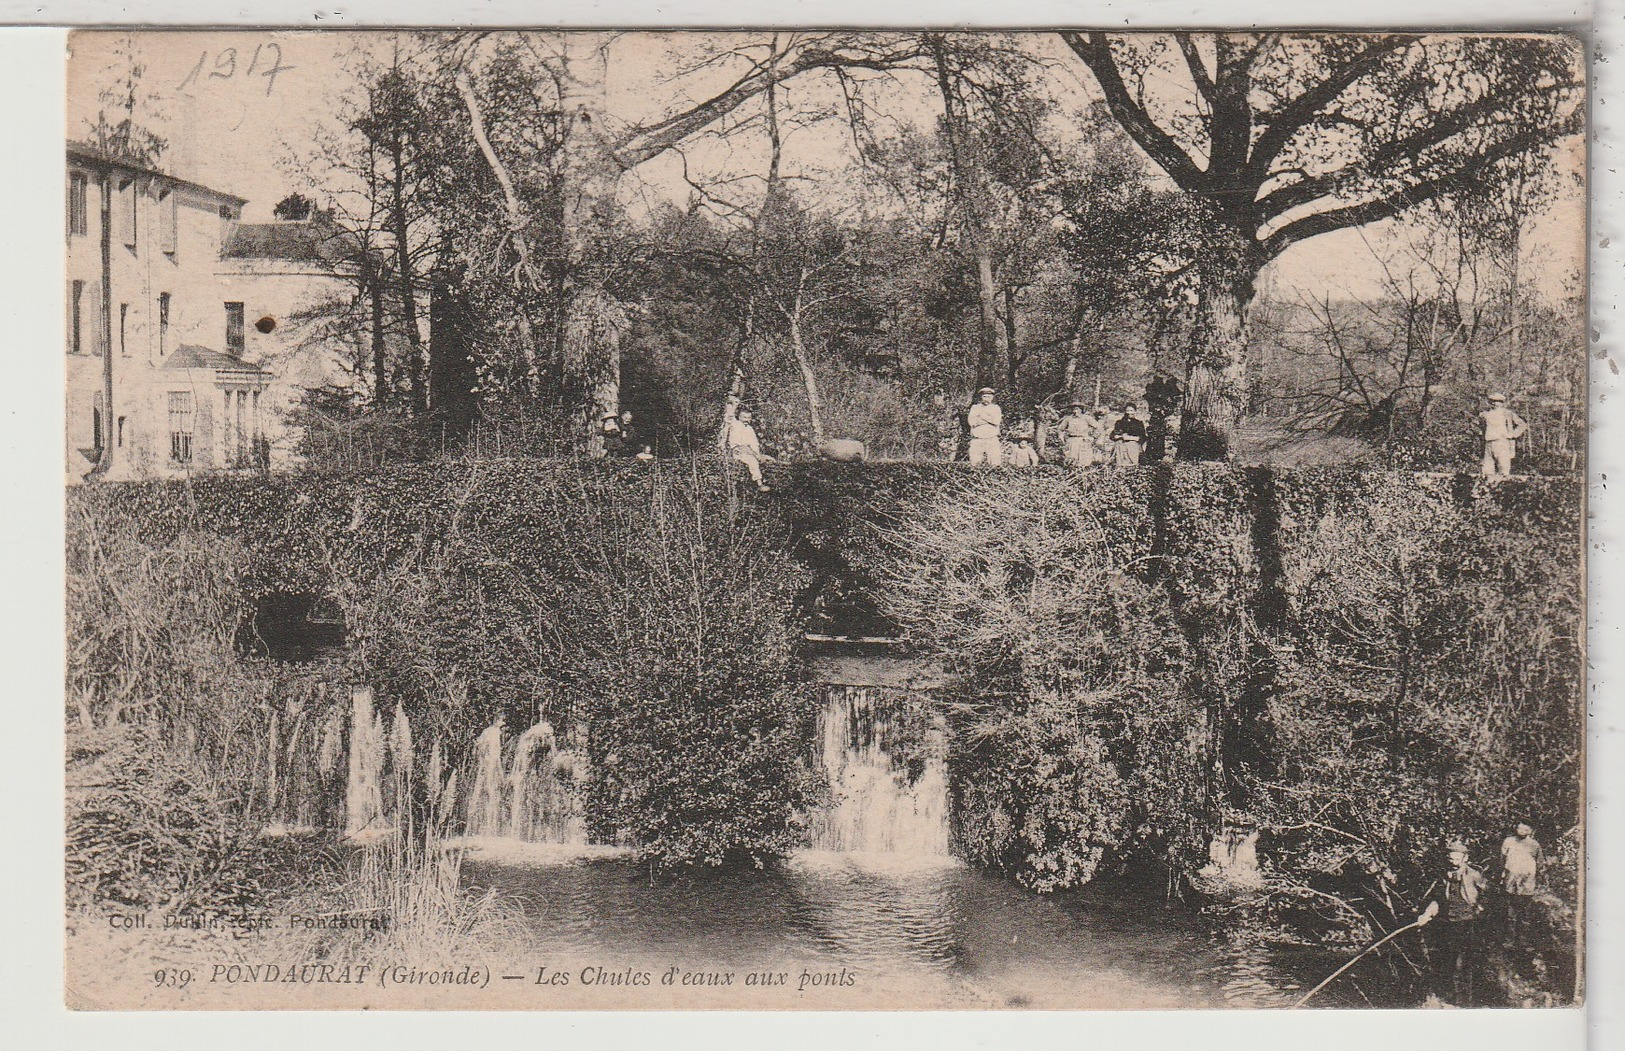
[446,684,1344,1010]
[461,847,1319,1010]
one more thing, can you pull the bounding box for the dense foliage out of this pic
[67,461,1582,980]
[68,460,819,870]
[857,463,1580,980]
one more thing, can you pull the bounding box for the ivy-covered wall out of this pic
[67,459,1583,887]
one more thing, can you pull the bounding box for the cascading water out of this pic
[808,685,950,857]
[345,686,385,836]
[507,721,587,844]
[464,717,586,843]
[466,720,507,836]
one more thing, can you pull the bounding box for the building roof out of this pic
[66,141,248,206]
[221,220,355,267]
[163,344,270,376]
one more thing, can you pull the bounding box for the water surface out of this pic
[465,847,1312,1010]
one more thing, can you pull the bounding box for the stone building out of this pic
[65,143,357,482]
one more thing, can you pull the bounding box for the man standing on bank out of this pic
[1110,402,1148,467]
[1499,822,1543,950]
[968,387,1004,467]
[1479,392,1528,480]
[1431,839,1488,1005]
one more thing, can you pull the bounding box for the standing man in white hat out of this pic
[967,387,1004,467]
[1479,392,1528,480]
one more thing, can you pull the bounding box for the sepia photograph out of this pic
[59,27,1587,1013]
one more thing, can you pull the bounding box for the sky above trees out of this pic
[67,29,1583,307]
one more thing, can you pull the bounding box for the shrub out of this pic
[66,725,271,912]
[571,465,819,867]
[70,459,822,869]
[872,470,1200,887]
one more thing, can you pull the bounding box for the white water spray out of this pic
[808,685,950,857]
[464,717,586,843]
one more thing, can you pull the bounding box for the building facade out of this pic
[65,143,357,482]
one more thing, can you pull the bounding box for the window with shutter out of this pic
[69,280,83,355]
[85,283,104,356]
[117,179,136,248]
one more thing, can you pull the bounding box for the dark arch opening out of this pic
[237,591,347,662]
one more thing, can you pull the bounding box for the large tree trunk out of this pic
[1002,286,1022,393]
[973,251,1005,389]
[787,284,826,449]
[930,37,1006,391]
[558,34,625,455]
[387,130,426,418]
[1179,247,1262,461]
[429,278,478,437]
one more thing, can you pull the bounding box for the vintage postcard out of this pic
[62,28,1586,1012]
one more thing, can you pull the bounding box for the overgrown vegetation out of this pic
[863,463,1581,1003]
[67,460,818,877]
[66,461,1581,1006]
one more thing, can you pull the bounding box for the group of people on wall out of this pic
[600,379,1534,486]
[961,386,1171,469]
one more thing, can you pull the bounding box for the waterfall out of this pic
[507,720,587,843]
[345,685,385,836]
[808,685,950,857]
[466,719,507,837]
[464,717,586,844]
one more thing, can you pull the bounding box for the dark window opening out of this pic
[159,187,177,254]
[168,391,193,464]
[237,591,348,661]
[225,301,245,355]
[70,280,83,354]
[117,178,137,248]
[158,293,170,357]
[68,172,88,236]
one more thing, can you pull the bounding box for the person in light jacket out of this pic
[1479,392,1528,480]
[724,402,772,491]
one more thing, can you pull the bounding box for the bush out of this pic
[572,466,819,867]
[69,459,822,870]
[67,458,1582,913]
[855,463,1579,928]
[1265,472,1583,890]
[66,725,272,912]
[870,470,1201,887]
